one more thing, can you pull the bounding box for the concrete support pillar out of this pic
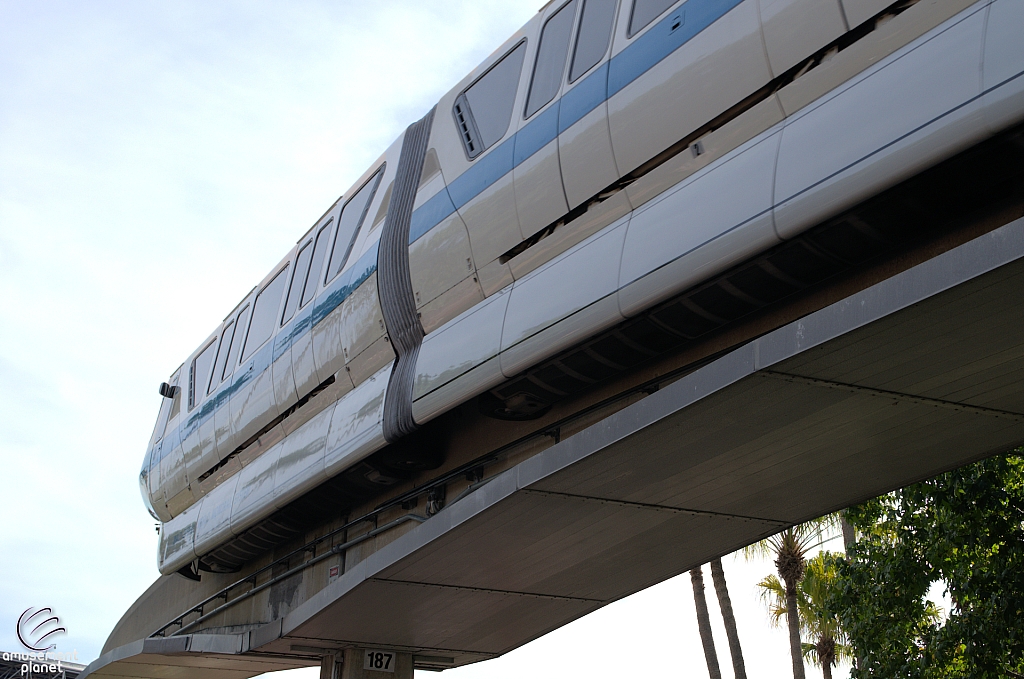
[337,648,413,679]
[320,654,341,679]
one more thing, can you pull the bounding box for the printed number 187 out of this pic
[364,651,394,672]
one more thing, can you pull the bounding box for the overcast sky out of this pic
[0,2,850,677]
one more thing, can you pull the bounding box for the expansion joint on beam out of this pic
[520,489,790,525]
[372,578,604,604]
[760,371,1024,422]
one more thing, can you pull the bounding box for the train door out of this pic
[274,236,316,416]
[430,24,537,285]
[288,213,335,401]
[512,0,578,241]
[606,0,772,177]
[408,146,483,334]
[229,263,291,449]
[186,328,228,495]
[339,157,397,386]
[558,0,622,211]
[310,154,396,389]
[212,301,249,463]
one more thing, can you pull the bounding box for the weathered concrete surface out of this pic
[82,216,1024,678]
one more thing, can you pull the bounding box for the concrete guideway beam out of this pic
[81,216,1024,678]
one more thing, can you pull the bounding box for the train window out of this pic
[301,223,331,308]
[525,1,577,119]
[188,340,217,411]
[209,320,234,393]
[151,390,173,445]
[281,242,312,325]
[241,267,289,362]
[326,168,383,283]
[168,382,181,421]
[629,0,677,36]
[454,42,527,158]
[570,0,617,82]
[370,181,393,231]
[206,331,229,395]
[223,305,250,379]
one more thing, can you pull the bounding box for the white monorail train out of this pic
[143,0,1024,576]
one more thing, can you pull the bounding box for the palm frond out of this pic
[755,574,789,629]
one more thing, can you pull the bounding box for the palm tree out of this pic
[710,558,747,679]
[744,517,839,679]
[690,566,723,679]
[757,553,853,679]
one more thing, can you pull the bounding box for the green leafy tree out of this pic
[758,552,854,679]
[828,450,1024,679]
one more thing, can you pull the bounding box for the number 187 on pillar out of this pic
[363,650,395,673]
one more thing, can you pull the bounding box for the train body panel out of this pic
[773,1,988,237]
[982,0,1024,134]
[760,0,848,77]
[558,0,623,209]
[500,219,628,377]
[512,1,573,239]
[607,0,770,175]
[618,128,782,316]
[147,0,1024,576]
[842,0,891,28]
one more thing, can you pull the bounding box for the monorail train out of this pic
[142,0,1024,577]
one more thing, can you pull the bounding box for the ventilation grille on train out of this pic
[453,95,481,159]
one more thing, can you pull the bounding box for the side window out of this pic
[525,1,578,119]
[453,42,528,158]
[168,383,181,422]
[205,331,229,395]
[302,224,332,308]
[241,268,289,362]
[570,0,618,82]
[222,305,250,380]
[629,0,677,36]
[369,181,393,232]
[189,340,218,410]
[281,242,313,325]
[151,391,173,444]
[209,320,234,393]
[326,169,384,283]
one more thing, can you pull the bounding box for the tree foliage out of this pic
[758,552,854,678]
[828,450,1024,678]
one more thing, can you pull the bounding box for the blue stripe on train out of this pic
[163,0,746,463]
[409,0,744,245]
[173,242,382,458]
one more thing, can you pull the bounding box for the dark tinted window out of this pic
[206,331,228,395]
[281,242,312,325]
[152,389,173,444]
[302,223,331,308]
[241,268,288,362]
[525,1,577,118]
[168,382,181,421]
[629,0,677,36]
[326,170,383,283]
[210,321,234,392]
[570,0,618,81]
[223,306,249,379]
[455,42,527,157]
[189,340,217,410]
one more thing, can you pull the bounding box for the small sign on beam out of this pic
[363,650,396,673]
